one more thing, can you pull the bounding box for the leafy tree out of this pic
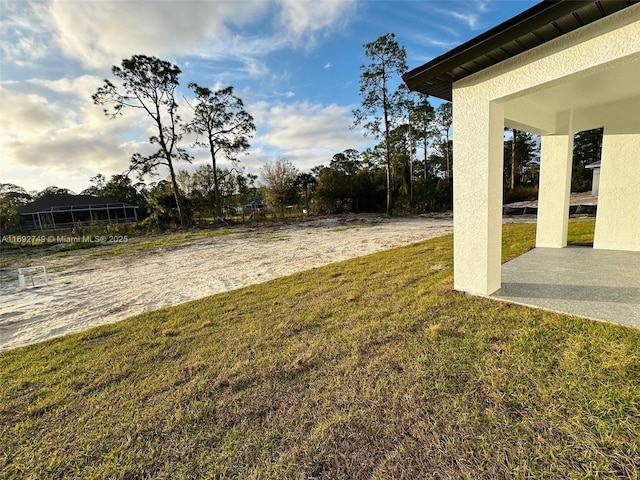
[82,174,108,195]
[186,165,257,221]
[186,84,255,218]
[433,102,453,177]
[503,130,539,189]
[572,127,603,192]
[330,149,361,177]
[175,169,196,199]
[361,145,385,170]
[239,173,258,205]
[188,165,215,220]
[0,184,32,233]
[354,159,387,212]
[295,172,317,215]
[390,85,418,207]
[36,186,75,197]
[331,149,362,210]
[315,166,348,213]
[353,33,407,215]
[261,158,299,218]
[217,168,242,211]
[192,164,215,197]
[93,54,190,227]
[434,176,453,211]
[408,94,435,185]
[103,175,150,217]
[313,149,366,214]
[386,123,414,207]
[145,180,191,230]
[82,174,149,217]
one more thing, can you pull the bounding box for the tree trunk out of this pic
[511,128,518,190]
[409,157,414,207]
[408,122,413,207]
[423,138,428,185]
[157,104,187,227]
[167,160,187,227]
[385,163,392,215]
[209,141,223,219]
[383,99,393,216]
[445,133,451,178]
[212,164,221,219]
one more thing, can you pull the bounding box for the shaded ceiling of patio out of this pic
[500,54,640,136]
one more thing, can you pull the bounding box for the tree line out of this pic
[2,36,604,233]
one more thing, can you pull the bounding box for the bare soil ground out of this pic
[1,215,460,351]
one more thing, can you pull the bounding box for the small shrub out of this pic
[504,185,538,204]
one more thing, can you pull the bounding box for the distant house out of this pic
[585,161,601,196]
[18,195,138,231]
[243,197,266,212]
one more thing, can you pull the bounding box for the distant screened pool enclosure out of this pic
[18,195,138,232]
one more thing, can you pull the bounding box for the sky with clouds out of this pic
[0,0,538,194]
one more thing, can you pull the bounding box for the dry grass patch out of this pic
[1,220,639,479]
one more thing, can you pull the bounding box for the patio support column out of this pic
[452,96,504,295]
[594,132,640,251]
[536,112,574,248]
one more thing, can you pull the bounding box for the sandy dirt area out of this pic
[1,215,459,351]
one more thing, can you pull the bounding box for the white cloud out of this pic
[242,58,271,78]
[0,2,50,67]
[0,86,368,193]
[429,0,493,31]
[36,0,355,71]
[324,63,332,69]
[28,75,104,97]
[44,0,269,68]
[246,100,369,175]
[277,0,356,48]
[446,10,482,30]
[0,0,359,192]
[0,79,150,193]
[412,34,459,49]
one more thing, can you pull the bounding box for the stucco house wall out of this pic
[451,6,640,295]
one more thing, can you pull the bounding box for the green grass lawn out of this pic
[1,221,638,479]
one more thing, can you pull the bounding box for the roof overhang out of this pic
[403,0,638,101]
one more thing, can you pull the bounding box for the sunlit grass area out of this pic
[1,220,638,479]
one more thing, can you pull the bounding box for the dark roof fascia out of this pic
[403,0,600,100]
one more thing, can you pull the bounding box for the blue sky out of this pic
[0,0,538,194]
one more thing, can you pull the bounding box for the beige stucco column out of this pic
[452,98,504,295]
[536,113,574,248]
[594,131,640,251]
[443,8,639,297]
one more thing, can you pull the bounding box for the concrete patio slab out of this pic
[492,247,640,329]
